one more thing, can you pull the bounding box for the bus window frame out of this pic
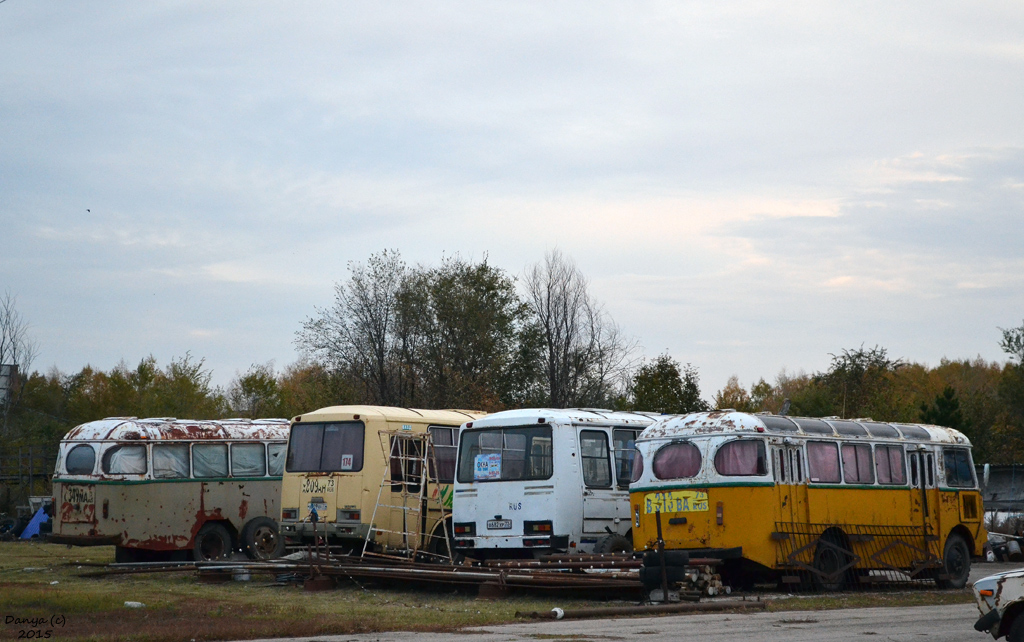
[806,440,841,484]
[101,443,149,476]
[874,444,908,486]
[285,421,366,474]
[613,428,642,489]
[942,447,977,489]
[65,443,97,475]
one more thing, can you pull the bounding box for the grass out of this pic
[0,541,974,641]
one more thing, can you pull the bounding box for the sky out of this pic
[2,1,1023,397]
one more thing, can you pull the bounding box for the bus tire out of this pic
[594,534,633,554]
[1008,612,1024,642]
[936,534,970,589]
[193,523,233,561]
[812,531,851,591]
[241,517,285,560]
[428,520,463,564]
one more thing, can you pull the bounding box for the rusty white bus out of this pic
[630,411,987,590]
[451,408,658,558]
[279,406,485,556]
[50,417,290,562]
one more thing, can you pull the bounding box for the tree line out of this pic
[2,258,1024,467]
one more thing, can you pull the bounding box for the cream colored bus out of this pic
[279,406,485,555]
[630,411,986,590]
[50,417,289,562]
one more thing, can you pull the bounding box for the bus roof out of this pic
[293,405,486,425]
[63,418,290,442]
[638,411,972,446]
[464,408,661,429]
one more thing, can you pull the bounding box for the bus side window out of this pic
[910,454,919,487]
[613,429,639,488]
[102,445,148,475]
[925,453,934,488]
[390,437,423,493]
[428,426,457,484]
[267,443,286,476]
[775,449,786,482]
[795,451,803,482]
[580,430,612,488]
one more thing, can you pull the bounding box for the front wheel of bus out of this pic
[936,534,970,589]
[193,523,232,561]
[812,531,851,592]
[242,517,285,561]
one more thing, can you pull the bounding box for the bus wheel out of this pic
[241,517,285,560]
[936,534,970,589]
[193,523,232,561]
[594,534,633,554]
[812,531,851,592]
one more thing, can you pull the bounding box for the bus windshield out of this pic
[286,421,365,472]
[457,425,553,483]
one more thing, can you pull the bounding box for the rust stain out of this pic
[239,499,249,519]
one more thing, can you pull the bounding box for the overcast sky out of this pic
[2,2,1023,398]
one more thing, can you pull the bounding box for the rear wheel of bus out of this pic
[241,517,285,560]
[193,523,233,561]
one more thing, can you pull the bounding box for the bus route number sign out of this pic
[644,490,709,514]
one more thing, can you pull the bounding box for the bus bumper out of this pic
[646,546,743,560]
[453,535,569,551]
[279,520,371,542]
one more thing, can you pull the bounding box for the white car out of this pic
[974,569,1024,640]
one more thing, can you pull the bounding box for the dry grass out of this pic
[0,541,975,641]
[0,541,598,641]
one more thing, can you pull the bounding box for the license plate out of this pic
[643,490,709,514]
[486,519,512,530]
[308,502,328,516]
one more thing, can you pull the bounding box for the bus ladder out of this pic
[361,429,452,562]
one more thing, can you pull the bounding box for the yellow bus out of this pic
[50,417,290,562]
[629,411,986,590]
[279,406,485,556]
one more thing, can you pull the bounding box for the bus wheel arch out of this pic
[193,521,234,561]
[241,517,285,560]
[812,528,854,591]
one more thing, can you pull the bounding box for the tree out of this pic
[227,363,282,418]
[713,376,752,412]
[524,250,636,408]
[0,291,39,434]
[1000,321,1024,364]
[399,255,539,410]
[296,250,411,405]
[815,345,905,419]
[920,386,968,431]
[631,355,709,414]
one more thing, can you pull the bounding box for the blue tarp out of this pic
[20,507,49,539]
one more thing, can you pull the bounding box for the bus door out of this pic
[578,428,619,533]
[908,448,937,559]
[773,442,807,524]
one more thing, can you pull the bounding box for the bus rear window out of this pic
[65,444,96,475]
[287,422,365,473]
[652,442,701,480]
[457,425,553,483]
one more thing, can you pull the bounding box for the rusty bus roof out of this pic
[464,408,661,429]
[638,410,972,446]
[294,405,487,425]
[62,418,290,442]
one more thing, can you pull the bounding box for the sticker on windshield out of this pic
[341,454,354,471]
[644,490,709,514]
[474,453,501,480]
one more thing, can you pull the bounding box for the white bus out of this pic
[50,418,290,562]
[451,408,657,558]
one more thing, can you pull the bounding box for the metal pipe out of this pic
[517,599,767,620]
